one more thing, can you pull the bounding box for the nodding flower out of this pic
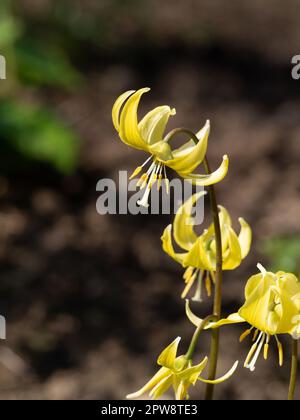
[126,336,238,400]
[112,88,228,207]
[161,192,252,301]
[186,264,300,371]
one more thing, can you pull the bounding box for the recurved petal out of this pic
[185,299,204,327]
[112,90,135,131]
[126,367,170,399]
[198,361,239,384]
[177,357,208,385]
[218,205,232,227]
[139,106,176,145]
[238,218,252,259]
[185,299,245,329]
[209,208,231,254]
[157,337,181,369]
[165,120,210,173]
[173,191,206,251]
[119,88,151,151]
[161,225,187,265]
[210,313,245,328]
[222,226,242,270]
[277,272,300,301]
[149,374,173,400]
[180,155,229,187]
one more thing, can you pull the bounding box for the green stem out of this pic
[288,339,298,400]
[165,128,223,400]
[203,158,223,401]
[186,315,217,360]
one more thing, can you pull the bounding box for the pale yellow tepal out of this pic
[126,337,238,400]
[186,264,300,371]
[112,88,229,207]
[161,192,252,301]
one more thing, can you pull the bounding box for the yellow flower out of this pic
[126,337,238,400]
[186,264,300,371]
[112,88,229,207]
[161,192,252,301]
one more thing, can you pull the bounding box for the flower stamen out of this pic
[239,327,254,343]
[181,269,198,299]
[157,165,164,191]
[245,331,265,371]
[205,272,212,297]
[192,271,204,302]
[163,165,169,194]
[275,335,284,367]
[129,155,153,180]
[263,334,270,360]
[137,160,162,207]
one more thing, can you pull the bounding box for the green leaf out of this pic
[260,236,300,276]
[15,39,81,89]
[0,101,79,174]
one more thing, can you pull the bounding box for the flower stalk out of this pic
[186,315,217,360]
[165,128,224,400]
[203,157,223,401]
[288,339,298,400]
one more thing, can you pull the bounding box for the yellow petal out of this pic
[222,226,242,270]
[218,205,232,227]
[138,106,176,145]
[244,273,263,300]
[161,225,187,265]
[277,272,300,302]
[174,380,190,401]
[157,337,181,369]
[177,357,208,385]
[184,236,212,270]
[165,120,210,173]
[238,218,252,259]
[119,88,151,151]
[112,90,135,131]
[173,192,206,251]
[149,374,173,399]
[198,361,239,384]
[185,299,204,327]
[149,140,173,161]
[126,366,170,399]
[239,273,277,333]
[185,299,245,329]
[272,287,299,334]
[180,155,229,186]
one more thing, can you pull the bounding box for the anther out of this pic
[239,328,253,343]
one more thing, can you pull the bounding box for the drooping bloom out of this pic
[126,337,238,400]
[161,192,252,301]
[112,88,229,207]
[186,264,300,371]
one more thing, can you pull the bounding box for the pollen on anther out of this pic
[239,328,252,343]
[263,343,269,360]
[129,166,143,180]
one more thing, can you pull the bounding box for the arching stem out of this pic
[165,128,223,400]
[186,315,217,360]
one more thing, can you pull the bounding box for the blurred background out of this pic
[0,0,299,400]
